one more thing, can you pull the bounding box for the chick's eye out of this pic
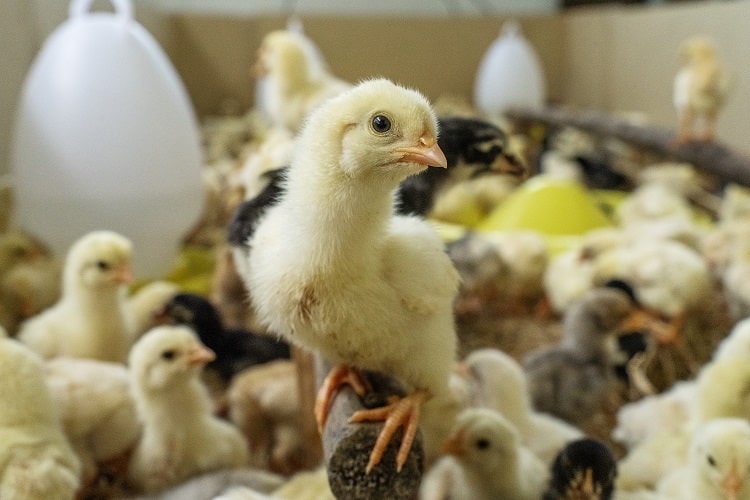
[476,438,490,450]
[161,350,176,360]
[96,260,110,271]
[707,455,716,467]
[371,114,391,133]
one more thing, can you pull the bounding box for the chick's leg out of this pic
[349,390,428,474]
[314,364,371,433]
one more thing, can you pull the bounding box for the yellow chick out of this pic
[673,36,731,143]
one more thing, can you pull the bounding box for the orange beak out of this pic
[453,361,471,381]
[441,430,466,456]
[111,264,134,285]
[722,459,742,500]
[186,345,216,367]
[395,135,447,169]
[490,153,528,179]
[580,468,595,496]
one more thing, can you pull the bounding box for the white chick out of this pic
[242,79,459,473]
[657,418,750,500]
[543,227,626,315]
[612,379,695,451]
[17,230,135,362]
[255,30,352,132]
[593,239,713,345]
[418,407,548,500]
[0,338,81,499]
[460,348,583,465]
[127,280,180,340]
[226,360,308,475]
[673,36,731,143]
[44,357,139,485]
[127,325,249,494]
[617,343,750,491]
[484,230,548,313]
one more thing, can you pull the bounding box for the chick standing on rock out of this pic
[523,287,639,426]
[161,292,291,383]
[544,438,618,500]
[127,325,249,494]
[0,338,81,499]
[240,79,460,472]
[17,230,135,363]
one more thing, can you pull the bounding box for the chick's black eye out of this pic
[161,350,176,360]
[371,115,391,133]
[476,438,490,450]
[707,455,716,467]
[96,260,110,271]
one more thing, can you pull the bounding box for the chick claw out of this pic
[349,390,427,474]
[314,364,371,434]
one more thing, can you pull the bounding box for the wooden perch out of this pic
[314,356,424,500]
[506,105,750,188]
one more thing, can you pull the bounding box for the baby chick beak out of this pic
[580,468,595,496]
[111,264,134,285]
[441,430,466,457]
[722,459,742,500]
[396,134,448,168]
[490,153,528,179]
[186,345,216,367]
[453,361,471,381]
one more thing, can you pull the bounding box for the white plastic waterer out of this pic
[11,0,204,279]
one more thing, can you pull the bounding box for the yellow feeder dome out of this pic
[478,175,615,236]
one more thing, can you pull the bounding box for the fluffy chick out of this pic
[44,356,139,488]
[673,36,731,143]
[544,438,618,500]
[127,325,249,494]
[17,230,134,362]
[657,418,750,499]
[162,293,291,383]
[460,348,583,465]
[524,287,635,426]
[255,29,352,132]
[242,78,459,473]
[0,338,81,499]
[419,407,548,500]
[226,360,308,475]
[0,257,61,336]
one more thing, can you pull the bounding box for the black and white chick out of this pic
[160,292,291,383]
[544,438,618,500]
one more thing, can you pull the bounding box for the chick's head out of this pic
[129,325,215,392]
[307,78,447,187]
[65,230,133,291]
[443,408,519,472]
[690,418,750,499]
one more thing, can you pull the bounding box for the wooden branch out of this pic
[506,105,750,188]
[314,356,424,500]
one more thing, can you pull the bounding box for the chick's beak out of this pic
[111,264,134,285]
[396,135,447,169]
[580,468,595,496]
[441,430,466,457]
[722,459,742,500]
[186,345,216,367]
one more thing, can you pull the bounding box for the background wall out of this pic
[2,1,748,182]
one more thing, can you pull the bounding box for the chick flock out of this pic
[0,27,745,500]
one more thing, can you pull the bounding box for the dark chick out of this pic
[162,293,291,382]
[544,438,618,500]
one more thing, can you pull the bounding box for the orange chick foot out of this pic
[349,390,428,474]
[314,364,371,433]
